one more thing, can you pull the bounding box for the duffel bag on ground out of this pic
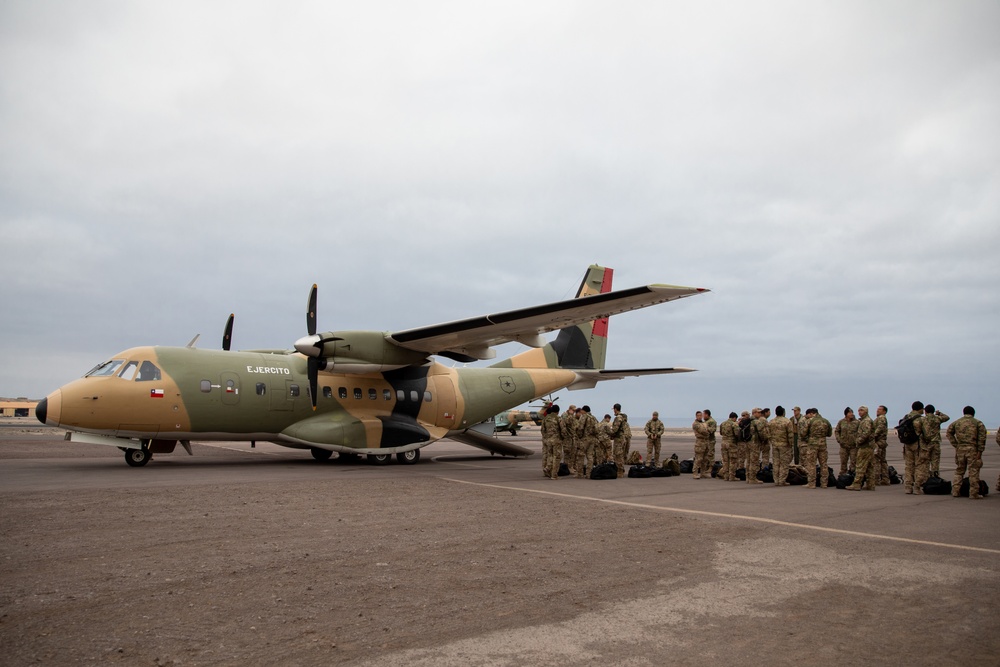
[590,462,618,480]
[628,464,653,478]
[958,477,990,497]
[922,475,952,495]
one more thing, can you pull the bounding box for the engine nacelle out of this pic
[295,330,427,372]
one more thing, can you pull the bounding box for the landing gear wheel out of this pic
[367,453,392,465]
[125,447,151,467]
[310,447,333,461]
[396,449,421,465]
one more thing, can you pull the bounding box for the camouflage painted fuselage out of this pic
[41,346,578,455]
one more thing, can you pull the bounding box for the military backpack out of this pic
[738,417,753,442]
[895,415,920,445]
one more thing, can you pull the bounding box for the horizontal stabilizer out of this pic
[566,367,696,390]
[447,428,534,457]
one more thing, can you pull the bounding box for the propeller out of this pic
[297,285,339,410]
[222,313,235,351]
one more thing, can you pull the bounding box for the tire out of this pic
[310,447,333,461]
[367,453,392,465]
[124,448,151,467]
[396,449,421,465]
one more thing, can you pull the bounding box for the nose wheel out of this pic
[124,446,152,467]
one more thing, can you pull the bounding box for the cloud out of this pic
[1,1,998,425]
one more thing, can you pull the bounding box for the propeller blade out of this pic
[222,313,235,351]
[307,284,318,336]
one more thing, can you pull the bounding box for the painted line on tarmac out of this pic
[443,478,1000,556]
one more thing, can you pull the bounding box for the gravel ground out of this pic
[2,426,998,666]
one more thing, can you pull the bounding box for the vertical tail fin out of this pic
[493,264,613,370]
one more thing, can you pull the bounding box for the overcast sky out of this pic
[2,1,998,428]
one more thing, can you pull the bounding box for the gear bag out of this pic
[738,417,753,442]
[589,462,618,480]
[958,477,989,497]
[922,475,952,495]
[895,415,920,445]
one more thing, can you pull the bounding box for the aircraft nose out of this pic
[35,390,61,426]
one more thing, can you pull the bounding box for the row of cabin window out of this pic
[200,380,431,403]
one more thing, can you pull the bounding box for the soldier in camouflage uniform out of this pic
[610,404,630,478]
[920,404,950,477]
[692,411,710,478]
[736,410,752,478]
[901,401,926,495]
[746,407,769,484]
[703,409,718,477]
[719,412,740,481]
[759,407,772,467]
[768,405,795,486]
[946,406,987,499]
[846,406,875,490]
[540,405,564,480]
[644,411,665,468]
[597,415,613,463]
[790,406,803,465]
[800,408,832,488]
[575,406,599,478]
[834,407,859,475]
[873,405,890,485]
[561,405,579,475]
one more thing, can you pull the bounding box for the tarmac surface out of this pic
[2,420,999,665]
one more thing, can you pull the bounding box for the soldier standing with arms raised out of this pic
[644,411,665,468]
[946,406,987,499]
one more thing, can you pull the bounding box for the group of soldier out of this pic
[685,401,992,498]
[539,403,634,479]
[539,399,996,499]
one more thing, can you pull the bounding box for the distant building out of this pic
[0,400,38,418]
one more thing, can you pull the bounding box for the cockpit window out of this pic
[86,360,125,377]
[135,361,161,382]
[118,361,139,381]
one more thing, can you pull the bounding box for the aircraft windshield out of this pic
[85,360,125,377]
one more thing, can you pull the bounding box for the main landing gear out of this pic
[124,446,151,467]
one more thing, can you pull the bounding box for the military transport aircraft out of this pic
[36,265,708,467]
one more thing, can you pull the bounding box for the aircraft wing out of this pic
[389,284,707,361]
